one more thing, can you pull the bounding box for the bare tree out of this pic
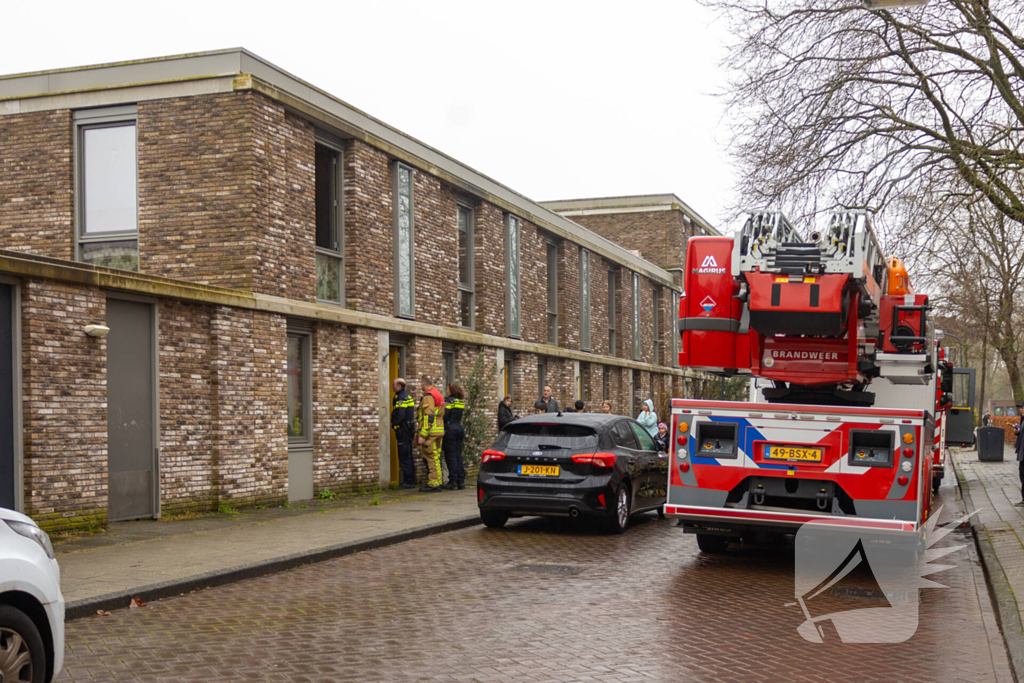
[707,0,1024,398]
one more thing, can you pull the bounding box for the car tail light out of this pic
[572,452,617,468]
[478,488,483,502]
[481,449,506,463]
[597,493,606,507]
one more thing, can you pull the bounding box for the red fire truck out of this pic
[666,211,956,552]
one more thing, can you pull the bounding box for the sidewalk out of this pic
[53,486,479,619]
[951,446,1024,680]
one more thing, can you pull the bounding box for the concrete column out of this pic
[377,330,390,488]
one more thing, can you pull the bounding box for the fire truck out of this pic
[666,211,957,553]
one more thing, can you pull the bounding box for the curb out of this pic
[65,514,481,620]
[951,455,1024,682]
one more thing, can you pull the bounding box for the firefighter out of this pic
[416,375,446,492]
[390,378,417,489]
[442,382,467,490]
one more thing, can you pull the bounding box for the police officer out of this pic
[390,378,417,489]
[442,382,467,490]
[416,375,446,492]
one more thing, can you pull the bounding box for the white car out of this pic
[0,507,63,683]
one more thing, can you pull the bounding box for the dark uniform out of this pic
[442,394,467,490]
[1015,407,1024,503]
[391,388,417,487]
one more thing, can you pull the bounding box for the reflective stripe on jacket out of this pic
[418,388,446,437]
[445,397,465,427]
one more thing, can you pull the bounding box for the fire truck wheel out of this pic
[696,533,730,554]
[605,484,630,534]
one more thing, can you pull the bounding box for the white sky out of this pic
[2,0,737,229]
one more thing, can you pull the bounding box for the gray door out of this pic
[106,299,156,521]
[0,284,14,510]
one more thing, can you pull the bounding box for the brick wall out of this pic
[569,209,690,272]
[0,110,73,260]
[138,94,254,289]
[518,219,548,344]
[159,300,214,514]
[250,97,317,301]
[473,203,505,337]
[557,242,580,350]
[312,323,380,492]
[412,175,459,327]
[209,307,288,506]
[343,139,392,317]
[21,281,107,530]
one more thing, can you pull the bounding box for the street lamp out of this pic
[862,0,929,8]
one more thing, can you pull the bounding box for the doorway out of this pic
[106,297,157,521]
[388,344,406,485]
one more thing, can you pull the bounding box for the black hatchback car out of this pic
[477,413,668,533]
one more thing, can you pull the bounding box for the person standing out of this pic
[498,395,518,431]
[637,399,658,437]
[416,375,446,493]
[540,385,560,413]
[983,412,991,426]
[390,378,417,489]
[442,382,467,490]
[574,400,586,413]
[654,422,670,453]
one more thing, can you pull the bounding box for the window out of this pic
[547,241,558,345]
[632,273,641,360]
[76,108,139,271]
[506,215,521,337]
[458,204,474,329]
[580,362,590,403]
[608,269,617,355]
[287,331,312,446]
[580,249,591,351]
[613,421,638,449]
[602,366,610,401]
[631,422,658,452]
[672,291,680,367]
[538,357,546,400]
[504,359,513,398]
[393,163,415,318]
[316,142,344,304]
[443,349,456,390]
[652,287,661,364]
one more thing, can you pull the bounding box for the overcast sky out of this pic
[2,0,738,229]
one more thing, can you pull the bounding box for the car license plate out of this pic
[518,464,560,476]
[766,445,822,462]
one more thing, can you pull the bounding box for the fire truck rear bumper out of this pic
[664,504,918,533]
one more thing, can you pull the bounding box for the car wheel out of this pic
[0,604,46,683]
[605,484,630,534]
[480,510,509,529]
[696,533,729,554]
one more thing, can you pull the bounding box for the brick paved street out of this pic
[57,480,1010,682]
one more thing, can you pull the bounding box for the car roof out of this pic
[508,413,632,429]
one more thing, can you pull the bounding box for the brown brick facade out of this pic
[568,209,694,273]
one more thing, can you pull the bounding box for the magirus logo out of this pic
[694,254,727,274]
[789,507,975,643]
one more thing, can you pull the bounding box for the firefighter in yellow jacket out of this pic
[416,375,446,492]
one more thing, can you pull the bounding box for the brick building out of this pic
[0,49,713,530]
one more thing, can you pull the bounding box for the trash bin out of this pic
[978,426,1006,462]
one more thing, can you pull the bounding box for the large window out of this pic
[547,241,558,345]
[608,269,617,355]
[632,273,641,360]
[580,249,591,351]
[506,214,521,337]
[653,287,661,364]
[538,357,546,400]
[316,142,344,304]
[76,108,139,271]
[443,348,456,390]
[287,331,312,447]
[602,365,610,401]
[458,204,474,329]
[393,163,415,318]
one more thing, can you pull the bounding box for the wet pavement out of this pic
[57,480,1010,682]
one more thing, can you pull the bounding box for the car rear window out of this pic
[502,423,600,451]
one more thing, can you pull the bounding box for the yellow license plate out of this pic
[766,446,822,462]
[519,464,560,476]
